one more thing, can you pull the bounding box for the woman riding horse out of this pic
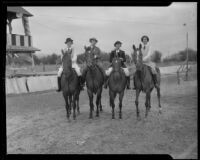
[82,38,104,119]
[61,41,80,121]
[133,35,159,90]
[57,38,84,92]
[104,41,131,89]
[82,37,106,85]
[108,56,127,119]
[132,43,162,119]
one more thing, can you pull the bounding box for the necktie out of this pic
[116,50,119,57]
[144,46,146,50]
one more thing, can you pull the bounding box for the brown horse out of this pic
[84,46,104,119]
[61,50,80,121]
[132,44,162,120]
[108,57,127,119]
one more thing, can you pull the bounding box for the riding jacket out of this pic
[141,44,152,62]
[109,49,126,68]
[87,45,101,59]
[61,47,77,64]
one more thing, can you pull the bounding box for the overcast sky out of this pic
[8,2,197,58]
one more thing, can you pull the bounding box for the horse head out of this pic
[62,49,72,77]
[112,57,122,72]
[84,46,96,69]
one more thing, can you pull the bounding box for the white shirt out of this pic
[61,47,77,64]
[142,43,152,62]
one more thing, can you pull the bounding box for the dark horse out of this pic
[132,44,162,120]
[108,57,127,119]
[84,46,104,119]
[61,49,80,121]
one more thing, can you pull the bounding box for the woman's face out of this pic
[115,44,121,49]
[90,40,97,46]
[66,41,73,47]
[142,37,148,45]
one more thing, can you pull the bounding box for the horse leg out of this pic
[99,99,103,112]
[119,91,124,119]
[69,96,72,115]
[156,86,162,114]
[135,89,141,120]
[99,92,103,112]
[77,92,80,115]
[149,92,151,111]
[99,87,103,112]
[145,91,150,118]
[96,88,102,117]
[64,94,70,120]
[109,90,116,119]
[72,95,77,120]
[88,89,94,119]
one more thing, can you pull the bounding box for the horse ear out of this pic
[139,43,142,50]
[132,44,136,51]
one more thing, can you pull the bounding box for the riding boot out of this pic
[126,76,131,90]
[56,77,61,92]
[152,74,159,88]
[104,75,109,89]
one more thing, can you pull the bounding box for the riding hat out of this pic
[141,35,149,42]
[114,41,122,46]
[89,37,98,43]
[65,38,73,44]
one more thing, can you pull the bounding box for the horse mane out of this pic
[111,57,124,81]
[62,50,73,79]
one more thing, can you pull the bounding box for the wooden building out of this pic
[6,7,40,70]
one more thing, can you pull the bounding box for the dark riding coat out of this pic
[87,46,101,59]
[109,49,127,68]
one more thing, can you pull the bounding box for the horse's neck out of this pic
[113,66,120,72]
[142,65,152,81]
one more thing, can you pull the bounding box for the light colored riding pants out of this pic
[105,67,130,76]
[144,61,157,74]
[57,63,82,77]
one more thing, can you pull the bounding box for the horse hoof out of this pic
[119,116,122,119]
[100,109,103,112]
[112,116,115,119]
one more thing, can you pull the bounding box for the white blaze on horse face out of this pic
[136,49,139,62]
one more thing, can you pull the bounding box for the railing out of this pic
[7,33,33,47]
[177,62,191,84]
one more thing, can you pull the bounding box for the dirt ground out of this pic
[6,74,197,158]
